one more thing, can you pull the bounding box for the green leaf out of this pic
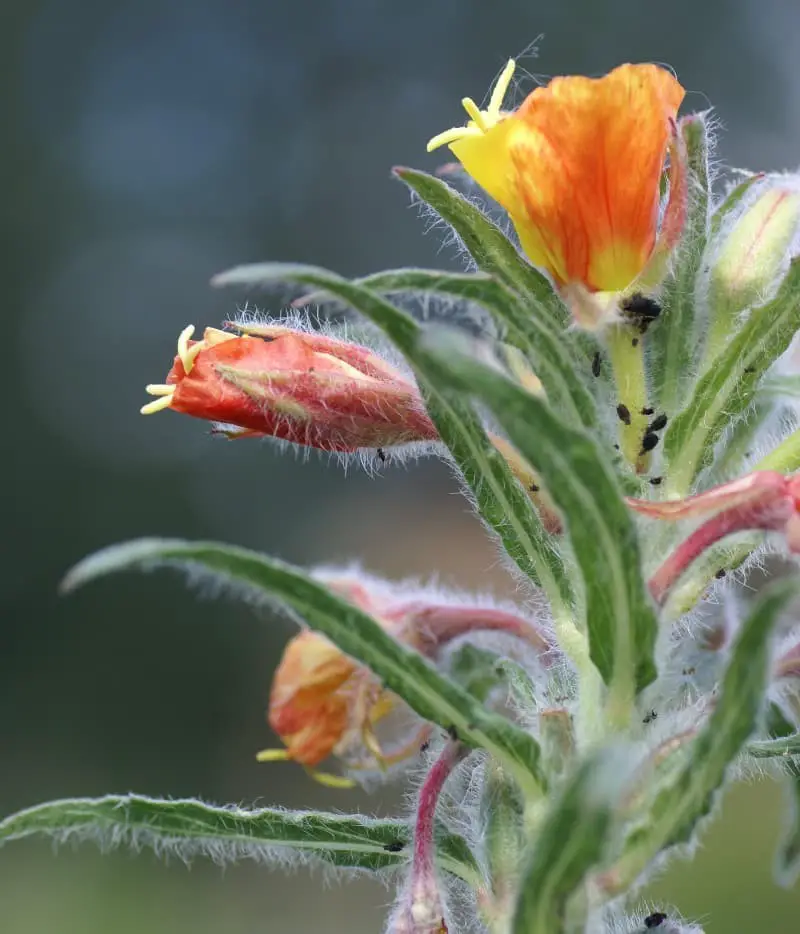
[423,343,658,697]
[601,581,797,895]
[664,259,800,492]
[447,643,507,703]
[0,794,478,881]
[512,748,623,934]
[650,115,711,414]
[748,734,800,758]
[63,539,547,797]
[214,261,571,611]
[351,268,596,429]
[392,167,564,321]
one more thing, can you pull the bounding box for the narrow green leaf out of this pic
[392,166,566,325]
[0,794,478,881]
[601,581,796,895]
[63,539,547,797]
[664,259,800,492]
[512,748,623,934]
[651,115,710,414]
[447,643,507,703]
[424,344,658,696]
[214,261,571,610]
[748,734,800,758]
[351,267,596,429]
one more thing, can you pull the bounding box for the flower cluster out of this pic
[41,51,800,934]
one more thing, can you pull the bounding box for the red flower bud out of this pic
[141,324,438,452]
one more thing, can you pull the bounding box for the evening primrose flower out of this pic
[141,324,438,452]
[428,61,685,293]
[257,571,554,785]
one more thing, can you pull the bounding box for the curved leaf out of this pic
[0,794,478,881]
[214,261,571,612]
[599,581,797,895]
[63,539,547,798]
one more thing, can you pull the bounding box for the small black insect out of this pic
[617,403,632,425]
[744,366,756,374]
[384,841,405,853]
[640,432,660,454]
[614,443,620,451]
[644,912,667,929]
[529,482,540,493]
[420,739,430,753]
[649,476,663,486]
[682,666,696,677]
[641,406,655,416]
[648,413,668,433]
[376,448,387,463]
[621,292,662,333]
[631,337,640,347]
[715,568,727,579]
[643,709,658,725]
[592,351,602,377]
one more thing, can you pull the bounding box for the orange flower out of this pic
[428,61,685,292]
[258,629,414,787]
[140,324,438,452]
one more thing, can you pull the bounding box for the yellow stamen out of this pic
[362,725,388,771]
[255,748,291,762]
[140,392,175,415]
[177,323,207,375]
[487,59,516,119]
[145,384,175,396]
[312,352,376,381]
[461,97,488,131]
[305,768,357,789]
[426,59,517,152]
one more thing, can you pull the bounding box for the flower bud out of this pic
[710,184,800,321]
[140,323,438,452]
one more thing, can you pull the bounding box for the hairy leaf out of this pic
[775,765,800,888]
[342,268,595,428]
[664,259,800,492]
[710,172,765,238]
[0,794,478,881]
[600,581,796,895]
[424,344,658,696]
[392,167,563,320]
[214,261,571,610]
[512,748,624,934]
[63,540,547,797]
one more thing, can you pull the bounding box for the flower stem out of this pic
[606,324,652,474]
[393,739,468,934]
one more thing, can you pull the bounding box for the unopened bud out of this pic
[140,322,438,453]
[711,184,800,319]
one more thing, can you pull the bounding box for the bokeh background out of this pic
[2,0,800,931]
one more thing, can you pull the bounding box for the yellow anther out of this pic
[255,748,290,762]
[487,58,516,119]
[461,97,488,132]
[426,58,517,153]
[177,323,207,375]
[140,392,175,415]
[305,768,357,789]
[145,383,175,396]
[362,725,388,771]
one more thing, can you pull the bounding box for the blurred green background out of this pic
[2,0,799,931]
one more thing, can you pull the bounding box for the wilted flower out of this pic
[257,570,553,784]
[141,323,438,452]
[428,61,685,293]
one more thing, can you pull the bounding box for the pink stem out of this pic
[397,738,467,934]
